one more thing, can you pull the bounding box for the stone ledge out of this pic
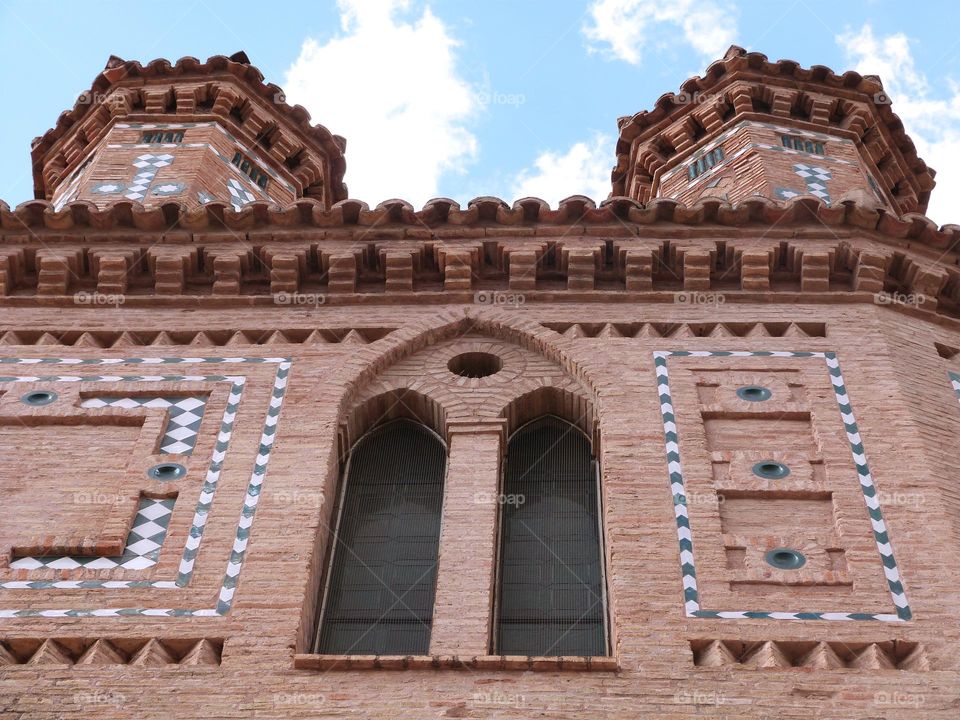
[292,654,619,672]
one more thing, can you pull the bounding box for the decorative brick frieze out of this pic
[542,321,826,338]
[691,639,928,670]
[0,638,222,666]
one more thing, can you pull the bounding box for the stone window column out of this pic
[428,418,506,655]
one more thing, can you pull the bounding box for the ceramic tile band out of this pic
[0,374,243,591]
[80,395,208,454]
[654,350,910,622]
[11,498,175,572]
[0,356,291,618]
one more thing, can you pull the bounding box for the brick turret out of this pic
[30,51,347,211]
[612,45,936,215]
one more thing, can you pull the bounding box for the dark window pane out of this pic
[317,420,446,655]
[496,416,606,657]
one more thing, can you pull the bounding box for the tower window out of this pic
[687,146,725,180]
[230,151,270,190]
[314,420,446,655]
[781,135,824,155]
[142,131,184,144]
[495,416,608,657]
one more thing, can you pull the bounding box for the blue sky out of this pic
[1,0,958,222]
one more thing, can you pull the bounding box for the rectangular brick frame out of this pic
[0,355,291,618]
[654,349,911,622]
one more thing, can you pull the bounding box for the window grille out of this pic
[141,131,184,143]
[315,420,446,655]
[781,134,825,155]
[495,416,607,656]
[687,146,725,180]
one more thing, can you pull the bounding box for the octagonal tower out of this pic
[30,51,347,211]
[613,45,936,214]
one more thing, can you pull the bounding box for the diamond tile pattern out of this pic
[774,164,833,205]
[124,153,174,201]
[226,177,257,211]
[793,163,833,201]
[80,395,207,454]
[10,497,175,571]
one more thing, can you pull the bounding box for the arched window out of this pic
[315,419,446,655]
[495,416,608,656]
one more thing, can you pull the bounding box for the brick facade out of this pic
[1,47,959,719]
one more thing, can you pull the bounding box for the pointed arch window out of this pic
[314,419,446,655]
[494,416,608,656]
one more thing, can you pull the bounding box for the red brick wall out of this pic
[0,300,957,718]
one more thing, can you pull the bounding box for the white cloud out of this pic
[837,24,960,225]
[282,0,479,206]
[584,0,737,66]
[511,133,613,205]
